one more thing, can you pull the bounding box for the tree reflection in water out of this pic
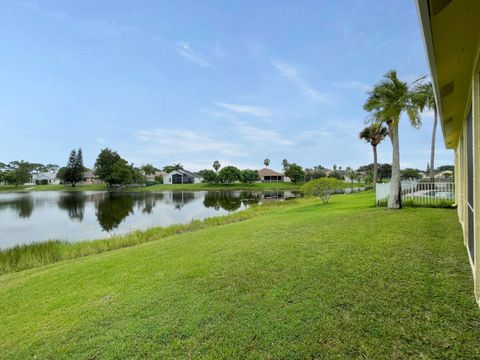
[0,195,35,218]
[96,193,134,231]
[203,191,261,212]
[169,191,196,209]
[57,193,86,221]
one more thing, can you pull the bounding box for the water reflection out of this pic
[58,193,86,221]
[203,191,262,211]
[0,190,301,248]
[96,193,134,231]
[0,194,35,218]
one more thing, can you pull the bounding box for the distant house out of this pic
[258,168,290,182]
[435,170,453,179]
[324,169,333,177]
[32,172,60,185]
[81,171,102,184]
[144,171,167,182]
[419,170,454,180]
[162,169,202,184]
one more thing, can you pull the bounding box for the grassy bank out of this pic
[0,199,297,274]
[0,183,107,192]
[1,191,479,358]
[138,182,304,191]
[0,181,365,193]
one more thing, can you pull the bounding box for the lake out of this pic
[0,190,300,249]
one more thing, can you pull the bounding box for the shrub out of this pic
[198,169,218,184]
[285,163,305,183]
[240,169,260,184]
[301,178,343,204]
[217,166,241,184]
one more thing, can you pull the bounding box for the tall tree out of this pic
[66,149,77,186]
[163,163,184,173]
[281,159,289,171]
[359,123,388,185]
[61,148,84,187]
[141,164,156,175]
[218,166,241,184]
[364,70,424,209]
[75,148,84,180]
[264,159,270,168]
[94,148,123,187]
[4,161,32,187]
[213,160,221,172]
[415,82,437,181]
[285,163,305,183]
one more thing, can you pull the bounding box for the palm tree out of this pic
[281,159,289,171]
[364,70,424,209]
[359,123,388,185]
[414,82,437,181]
[264,159,270,168]
[213,160,221,172]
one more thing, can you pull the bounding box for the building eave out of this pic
[415,0,448,148]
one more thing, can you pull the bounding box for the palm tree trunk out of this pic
[388,121,402,209]
[372,144,378,186]
[429,109,438,182]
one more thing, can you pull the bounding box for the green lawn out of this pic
[1,191,479,358]
[139,182,305,191]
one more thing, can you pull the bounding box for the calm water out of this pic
[0,190,300,249]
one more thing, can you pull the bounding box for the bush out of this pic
[300,178,343,204]
[145,181,161,187]
[285,163,305,183]
[198,170,218,184]
[217,166,241,184]
[240,169,260,184]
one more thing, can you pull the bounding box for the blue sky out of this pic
[0,0,453,171]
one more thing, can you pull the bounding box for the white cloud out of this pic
[205,110,238,120]
[334,80,371,93]
[234,123,293,146]
[176,43,211,68]
[298,130,335,139]
[273,60,331,102]
[216,102,272,118]
[135,128,244,156]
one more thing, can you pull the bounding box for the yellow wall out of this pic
[454,58,480,302]
[417,0,480,303]
[473,68,480,301]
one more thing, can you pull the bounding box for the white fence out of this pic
[376,181,455,206]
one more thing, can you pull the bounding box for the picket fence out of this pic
[376,180,455,206]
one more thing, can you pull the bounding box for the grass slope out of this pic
[0,182,364,193]
[1,192,479,359]
[0,200,295,274]
[0,184,107,192]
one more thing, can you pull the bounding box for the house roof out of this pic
[166,169,201,178]
[258,168,283,177]
[33,172,57,180]
[83,171,97,178]
[416,0,480,148]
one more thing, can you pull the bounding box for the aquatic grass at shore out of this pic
[0,199,299,274]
